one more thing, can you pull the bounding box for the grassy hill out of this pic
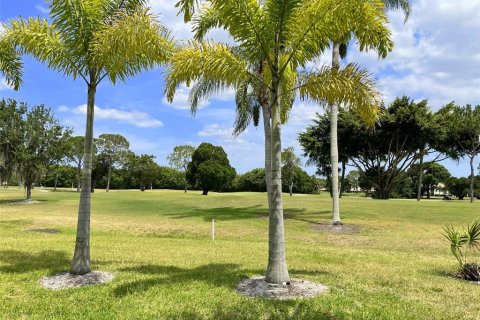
[0,188,479,319]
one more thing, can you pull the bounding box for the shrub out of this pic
[443,220,480,281]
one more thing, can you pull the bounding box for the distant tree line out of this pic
[299,97,480,200]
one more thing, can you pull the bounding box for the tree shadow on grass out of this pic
[166,206,309,222]
[114,263,333,298]
[283,210,331,225]
[114,263,250,297]
[0,250,70,274]
[162,300,339,320]
[0,199,24,205]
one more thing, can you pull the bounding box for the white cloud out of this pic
[347,0,480,108]
[60,104,163,128]
[35,5,49,15]
[198,124,235,140]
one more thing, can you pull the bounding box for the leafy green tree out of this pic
[16,104,67,200]
[43,165,77,189]
[446,177,470,200]
[409,163,451,199]
[438,104,480,203]
[0,99,26,186]
[187,143,236,196]
[281,147,301,196]
[346,170,361,193]
[126,153,158,191]
[66,136,85,192]
[168,0,392,284]
[48,129,73,191]
[156,166,185,190]
[167,145,195,193]
[96,133,130,192]
[301,97,439,199]
[234,168,267,193]
[2,0,172,275]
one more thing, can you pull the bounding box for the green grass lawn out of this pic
[0,188,479,319]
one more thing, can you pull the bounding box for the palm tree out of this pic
[168,0,393,284]
[2,0,172,275]
[328,0,411,225]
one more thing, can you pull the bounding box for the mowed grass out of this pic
[0,188,479,320]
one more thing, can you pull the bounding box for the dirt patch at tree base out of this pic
[40,271,114,290]
[311,222,361,233]
[237,276,328,300]
[28,228,61,234]
[10,200,41,205]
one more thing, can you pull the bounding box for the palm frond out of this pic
[189,78,229,115]
[175,0,199,23]
[383,0,411,22]
[165,41,249,103]
[192,4,222,41]
[0,39,23,90]
[465,220,480,251]
[298,64,381,128]
[207,0,271,65]
[4,17,84,80]
[91,8,173,84]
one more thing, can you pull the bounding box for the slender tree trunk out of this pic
[265,73,290,284]
[262,104,272,207]
[25,182,32,200]
[76,163,81,192]
[184,182,188,193]
[470,155,475,203]
[289,183,293,196]
[416,150,424,201]
[339,160,346,198]
[106,164,112,192]
[71,76,96,275]
[330,43,341,225]
[54,172,59,192]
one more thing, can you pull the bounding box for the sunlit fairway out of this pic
[0,188,479,319]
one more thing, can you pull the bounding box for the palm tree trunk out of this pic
[289,183,293,196]
[330,43,341,225]
[265,74,290,284]
[470,155,475,203]
[416,150,424,201]
[106,164,112,192]
[339,160,346,198]
[71,77,96,275]
[76,163,81,192]
[262,104,272,206]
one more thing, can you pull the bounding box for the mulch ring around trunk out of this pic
[40,272,114,290]
[310,222,361,233]
[10,200,42,205]
[27,228,61,234]
[237,276,328,300]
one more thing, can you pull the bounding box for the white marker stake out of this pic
[212,218,215,241]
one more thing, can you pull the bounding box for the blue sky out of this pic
[0,0,479,177]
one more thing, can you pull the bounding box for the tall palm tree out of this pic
[328,0,411,224]
[2,0,172,275]
[168,0,393,284]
